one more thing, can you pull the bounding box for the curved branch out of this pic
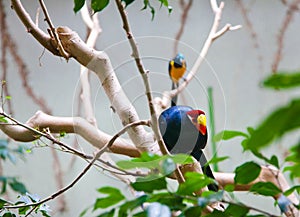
[10,0,59,55]
[0,110,141,157]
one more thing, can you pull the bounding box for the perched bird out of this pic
[158,105,218,191]
[168,53,187,106]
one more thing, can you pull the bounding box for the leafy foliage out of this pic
[234,161,261,184]
[0,193,51,217]
[263,71,300,89]
[73,0,172,19]
[245,98,300,151]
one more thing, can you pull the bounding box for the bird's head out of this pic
[186,110,207,135]
[174,53,185,66]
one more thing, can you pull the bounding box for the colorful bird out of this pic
[158,105,218,191]
[168,53,187,106]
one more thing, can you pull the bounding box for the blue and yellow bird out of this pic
[159,105,218,191]
[168,53,187,106]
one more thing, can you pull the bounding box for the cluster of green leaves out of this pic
[73,0,172,19]
[0,193,51,217]
[80,152,293,217]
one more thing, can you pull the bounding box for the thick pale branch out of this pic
[0,110,141,157]
[55,26,157,153]
[79,4,102,126]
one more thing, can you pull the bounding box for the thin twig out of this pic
[4,120,150,213]
[38,0,69,59]
[157,0,241,109]
[272,0,300,73]
[114,0,185,184]
[173,0,193,56]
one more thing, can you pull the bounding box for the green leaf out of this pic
[5,96,11,100]
[0,116,8,123]
[119,195,148,216]
[0,198,8,208]
[246,98,300,151]
[3,213,17,217]
[183,206,203,217]
[122,0,135,7]
[207,156,229,165]
[263,71,300,89]
[94,187,125,210]
[250,182,282,196]
[234,161,261,184]
[224,184,235,192]
[73,0,85,13]
[251,151,280,169]
[148,192,184,209]
[9,178,27,194]
[117,153,192,170]
[96,209,115,217]
[79,206,91,217]
[177,172,214,195]
[224,203,249,217]
[131,176,167,193]
[91,0,110,13]
[284,185,300,196]
[213,130,248,142]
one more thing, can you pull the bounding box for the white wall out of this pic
[3,0,300,216]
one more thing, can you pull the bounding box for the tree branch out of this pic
[155,1,241,109]
[10,0,59,55]
[0,109,141,157]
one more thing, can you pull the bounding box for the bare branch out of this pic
[0,110,142,157]
[114,0,185,184]
[3,119,150,212]
[38,0,69,59]
[10,0,59,55]
[156,1,240,109]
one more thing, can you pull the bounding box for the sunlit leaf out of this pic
[234,161,261,184]
[263,71,300,89]
[224,203,249,217]
[0,198,8,208]
[96,209,115,217]
[284,185,300,196]
[250,182,281,197]
[94,187,125,210]
[177,172,214,195]
[119,195,148,216]
[207,156,229,165]
[246,98,300,151]
[74,0,85,13]
[91,0,110,13]
[213,130,248,142]
[131,176,167,193]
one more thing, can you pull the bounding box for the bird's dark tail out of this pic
[192,149,219,192]
[171,82,178,107]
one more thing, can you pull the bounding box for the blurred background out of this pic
[1,0,300,216]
